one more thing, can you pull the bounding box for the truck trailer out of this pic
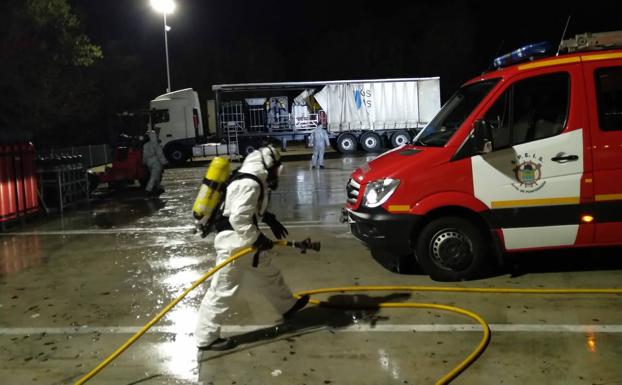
[211,78,441,156]
[148,78,441,163]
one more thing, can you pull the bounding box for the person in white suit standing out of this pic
[309,123,330,169]
[142,129,167,195]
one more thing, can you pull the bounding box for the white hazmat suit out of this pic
[195,146,298,349]
[310,125,330,168]
[142,130,167,194]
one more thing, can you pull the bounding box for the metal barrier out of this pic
[37,155,89,213]
[0,143,39,230]
[38,144,111,169]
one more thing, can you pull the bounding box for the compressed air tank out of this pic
[192,157,230,220]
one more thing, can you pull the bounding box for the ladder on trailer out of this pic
[219,101,244,160]
[559,31,622,53]
[225,121,241,161]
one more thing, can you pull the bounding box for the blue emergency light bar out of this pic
[493,41,553,68]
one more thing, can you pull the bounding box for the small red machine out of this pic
[88,135,150,191]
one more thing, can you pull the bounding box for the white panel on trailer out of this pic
[418,78,441,124]
[206,99,216,135]
[192,143,238,157]
[313,79,440,133]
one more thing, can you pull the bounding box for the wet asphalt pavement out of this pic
[1,155,621,385]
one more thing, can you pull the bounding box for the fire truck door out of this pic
[471,68,590,250]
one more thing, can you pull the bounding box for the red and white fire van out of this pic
[343,32,622,281]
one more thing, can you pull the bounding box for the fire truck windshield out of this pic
[413,78,500,147]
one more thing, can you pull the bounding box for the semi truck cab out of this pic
[149,88,204,164]
[343,31,622,281]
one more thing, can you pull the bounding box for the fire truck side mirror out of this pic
[472,119,492,154]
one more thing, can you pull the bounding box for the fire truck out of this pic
[342,31,622,281]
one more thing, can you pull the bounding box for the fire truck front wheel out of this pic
[415,216,486,281]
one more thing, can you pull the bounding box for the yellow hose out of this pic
[73,245,256,385]
[296,285,622,385]
[74,241,622,385]
[297,288,491,385]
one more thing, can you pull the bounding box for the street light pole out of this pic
[163,12,171,93]
[150,0,175,93]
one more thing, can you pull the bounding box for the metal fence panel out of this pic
[38,144,110,169]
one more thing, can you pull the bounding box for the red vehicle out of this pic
[88,135,150,191]
[343,31,622,281]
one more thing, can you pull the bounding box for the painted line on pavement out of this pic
[168,188,347,193]
[1,324,622,336]
[0,223,348,236]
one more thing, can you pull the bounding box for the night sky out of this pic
[76,1,621,101]
[68,0,621,136]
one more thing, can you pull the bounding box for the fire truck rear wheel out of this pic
[415,216,486,281]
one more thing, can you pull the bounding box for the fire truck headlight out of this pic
[363,178,400,208]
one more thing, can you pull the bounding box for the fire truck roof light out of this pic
[493,41,553,69]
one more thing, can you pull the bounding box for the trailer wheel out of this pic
[139,167,150,188]
[87,171,99,193]
[165,144,190,165]
[109,180,129,190]
[330,138,339,152]
[360,132,383,153]
[336,133,357,154]
[242,143,257,156]
[391,131,411,148]
[415,216,486,281]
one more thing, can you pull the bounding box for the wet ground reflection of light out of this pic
[151,236,186,247]
[377,348,400,380]
[155,305,199,381]
[153,256,203,271]
[162,269,203,294]
[0,235,43,274]
[586,332,597,353]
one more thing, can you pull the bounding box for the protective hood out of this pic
[239,145,282,189]
[237,147,271,180]
[147,130,158,143]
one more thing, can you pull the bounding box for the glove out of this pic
[262,212,289,239]
[253,233,274,251]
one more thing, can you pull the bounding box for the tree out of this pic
[0,0,102,146]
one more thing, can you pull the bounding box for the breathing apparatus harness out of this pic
[195,170,265,237]
[218,146,282,267]
[261,145,282,190]
[193,146,282,267]
[212,172,265,233]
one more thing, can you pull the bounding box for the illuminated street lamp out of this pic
[150,0,176,93]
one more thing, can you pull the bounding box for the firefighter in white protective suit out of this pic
[142,129,167,195]
[310,123,330,169]
[195,145,310,351]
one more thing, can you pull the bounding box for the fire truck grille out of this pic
[346,178,360,205]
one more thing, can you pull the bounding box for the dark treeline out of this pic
[2,0,621,148]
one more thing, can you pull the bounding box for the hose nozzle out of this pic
[286,238,321,254]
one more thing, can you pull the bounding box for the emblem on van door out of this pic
[511,153,546,193]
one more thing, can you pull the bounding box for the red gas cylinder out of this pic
[0,145,17,223]
[21,143,38,214]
